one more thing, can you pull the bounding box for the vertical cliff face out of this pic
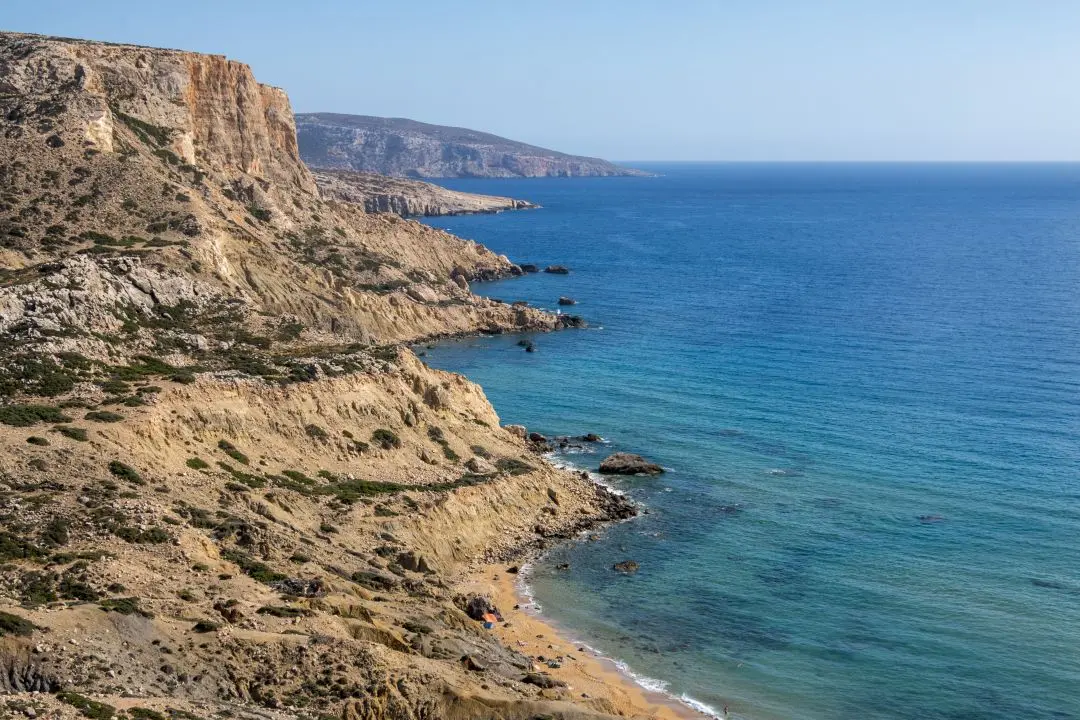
[182,54,316,195]
[0,32,574,347]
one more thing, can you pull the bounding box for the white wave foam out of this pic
[530,451,719,718]
[546,453,627,496]
[570,641,722,718]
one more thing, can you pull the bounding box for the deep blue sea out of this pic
[420,164,1080,720]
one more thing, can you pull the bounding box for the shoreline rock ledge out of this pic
[598,452,665,475]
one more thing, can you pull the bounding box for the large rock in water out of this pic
[598,452,664,475]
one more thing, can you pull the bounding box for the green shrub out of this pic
[192,620,220,633]
[495,457,535,476]
[108,460,143,485]
[304,423,329,442]
[0,532,45,562]
[247,205,271,222]
[220,548,286,584]
[86,410,124,423]
[216,461,265,488]
[53,425,88,441]
[0,611,38,637]
[186,457,210,470]
[114,526,170,544]
[371,428,401,450]
[128,709,167,720]
[98,597,153,618]
[25,436,48,446]
[113,107,172,145]
[218,439,249,465]
[56,691,116,719]
[256,605,311,618]
[0,405,71,427]
[41,518,69,546]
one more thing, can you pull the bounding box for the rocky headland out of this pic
[296,113,651,179]
[313,169,538,218]
[0,31,671,720]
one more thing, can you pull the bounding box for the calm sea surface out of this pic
[421,163,1080,720]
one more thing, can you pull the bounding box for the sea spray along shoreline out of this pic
[524,459,725,720]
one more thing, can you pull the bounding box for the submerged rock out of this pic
[543,265,570,274]
[519,264,540,273]
[598,452,664,475]
[613,560,640,574]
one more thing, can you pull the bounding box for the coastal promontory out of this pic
[296,112,651,178]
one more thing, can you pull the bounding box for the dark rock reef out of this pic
[599,453,665,475]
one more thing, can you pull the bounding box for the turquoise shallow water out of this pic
[420,164,1080,720]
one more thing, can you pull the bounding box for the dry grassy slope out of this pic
[0,31,569,345]
[0,353,631,720]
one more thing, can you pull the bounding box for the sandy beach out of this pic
[460,563,711,720]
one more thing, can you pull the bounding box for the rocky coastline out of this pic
[0,30,684,720]
[314,169,541,218]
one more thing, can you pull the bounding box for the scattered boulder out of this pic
[506,566,520,574]
[557,314,586,328]
[557,296,577,305]
[396,550,437,574]
[462,654,487,672]
[613,560,640,574]
[546,487,559,505]
[350,570,399,592]
[504,425,527,439]
[423,383,450,410]
[463,595,495,621]
[598,452,664,475]
[582,433,603,442]
[544,265,570,274]
[465,456,497,475]
[523,672,566,689]
[528,432,548,444]
[406,284,440,303]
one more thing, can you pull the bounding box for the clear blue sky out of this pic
[5,1,1078,161]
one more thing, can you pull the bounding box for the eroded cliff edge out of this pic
[0,32,631,720]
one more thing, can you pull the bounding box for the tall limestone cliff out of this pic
[297,113,651,179]
[0,32,632,720]
[0,32,577,350]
